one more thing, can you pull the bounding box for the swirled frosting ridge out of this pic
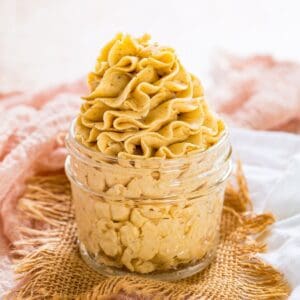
[75,33,224,159]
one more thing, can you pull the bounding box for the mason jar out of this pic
[65,119,232,280]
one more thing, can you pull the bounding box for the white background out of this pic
[1,0,300,91]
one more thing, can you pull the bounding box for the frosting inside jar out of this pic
[75,33,224,159]
[67,34,231,276]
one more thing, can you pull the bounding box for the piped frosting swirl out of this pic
[76,33,224,159]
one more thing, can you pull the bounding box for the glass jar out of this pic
[65,119,232,281]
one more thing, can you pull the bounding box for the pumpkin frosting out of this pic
[76,33,224,159]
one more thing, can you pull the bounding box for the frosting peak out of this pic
[76,33,224,159]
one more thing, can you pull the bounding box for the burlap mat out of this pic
[9,164,290,299]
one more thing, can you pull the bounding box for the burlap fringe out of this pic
[8,166,291,299]
[9,175,72,299]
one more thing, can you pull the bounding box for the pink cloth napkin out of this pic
[209,53,300,132]
[0,80,86,294]
[0,53,299,295]
[0,79,86,242]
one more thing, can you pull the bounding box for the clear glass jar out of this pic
[65,119,232,281]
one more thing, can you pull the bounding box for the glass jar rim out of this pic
[66,118,230,168]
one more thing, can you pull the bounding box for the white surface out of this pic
[231,128,300,299]
[1,0,300,91]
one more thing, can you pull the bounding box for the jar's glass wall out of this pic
[69,174,226,275]
[65,120,232,280]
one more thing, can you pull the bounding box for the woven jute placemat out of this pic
[9,164,290,299]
